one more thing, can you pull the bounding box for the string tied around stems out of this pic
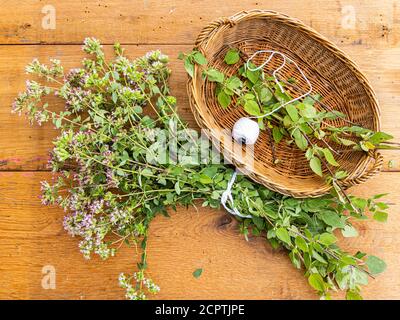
[220,170,252,219]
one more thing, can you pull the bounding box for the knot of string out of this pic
[220,170,252,219]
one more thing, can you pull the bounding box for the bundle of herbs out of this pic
[12,39,390,300]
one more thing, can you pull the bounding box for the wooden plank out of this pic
[0,171,399,299]
[0,0,399,47]
[1,44,400,170]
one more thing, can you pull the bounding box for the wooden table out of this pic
[0,0,399,300]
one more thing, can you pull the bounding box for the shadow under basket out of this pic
[187,9,383,198]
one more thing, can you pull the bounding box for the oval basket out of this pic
[187,9,383,198]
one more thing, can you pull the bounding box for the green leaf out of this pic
[308,273,325,292]
[205,68,224,83]
[199,174,213,184]
[373,211,388,222]
[352,198,367,210]
[217,91,231,108]
[299,123,313,135]
[322,148,339,166]
[244,100,261,116]
[319,233,337,246]
[312,251,327,264]
[272,127,283,144]
[133,105,143,114]
[225,76,242,91]
[335,170,348,180]
[293,130,308,151]
[201,165,218,178]
[276,227,291,245]
[169,166,184,176]
[193,268,203,278]
[369,132,393,144]
[55,117,62,129]
[355,251,367,259]
[366,255,387,275]
[341,225,359,237]
[112,91,118,104]
[246,68,260,84]
[177,52,185,60]
[252,216,264,230]
[346,290,363,300]
[286,104,299,122]
[320,211,345,228]
[174,181,181,195]
[310,157,323,177]
[259,87,273,103]
[299,103,317,118]
[376,202,389,210]
[193,51,207,65]
[184,57,194,77]
[289,251,301,269]
[295,236,308,252]
[338,137,356,146]
[373,193,388,200]
[224,49,240,65]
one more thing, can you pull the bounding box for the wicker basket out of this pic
[187,9,383,198]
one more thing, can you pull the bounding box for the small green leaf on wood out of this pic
[341,225,359,237]
[373,211,388,222]
[193,268,203,278]
[366,255,386,275]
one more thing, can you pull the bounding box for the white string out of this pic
[220,170,252,219]
[246,50,313,119]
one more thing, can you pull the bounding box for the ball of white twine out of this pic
[232,117,260,145]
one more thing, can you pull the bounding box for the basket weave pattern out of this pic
[188,10,383,198]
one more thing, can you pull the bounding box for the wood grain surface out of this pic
[0,0,399,300]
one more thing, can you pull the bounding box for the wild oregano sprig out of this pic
[12,39,389,300]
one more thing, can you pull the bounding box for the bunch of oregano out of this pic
[12,39,389,300]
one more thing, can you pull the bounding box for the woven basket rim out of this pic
[188,9,383,198]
